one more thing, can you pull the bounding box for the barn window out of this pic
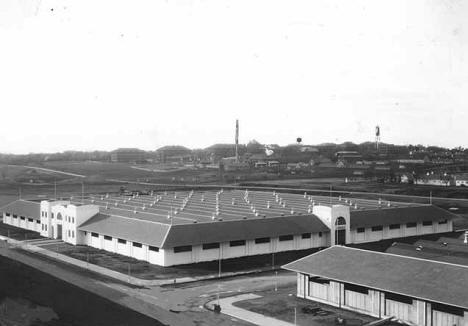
[45,225,47,231]
[301,233,311,239]
[72,231,75,238]
[36,220,40,224]
[371,225,383,232]
[432,303,464,316]
[255,237,270,244]
[202,242,220,250]
[28,218,33,222]
[149,246,159,252]
[5,213,10,217]
[318,232,323,237]
[174,245,192,253]
[422,220,433,226]
[91,232,99,237]
[118,238,126,244]
[385,292,413,305]
[104,235,112,241]
[309,277,330,285]
[132,242,142,248]
[229,240,246,247]
[356,228,365,233]
[406,222,417,228]
[279,235,294,242]
[344,283,369,295]
[13,215,17,219]
[41,224,44,231]
[389,224,400,230]
[20,216,25,221]
[438,219,448,224]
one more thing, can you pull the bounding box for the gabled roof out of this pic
[283,246,468,309]
[78,213,329,249]
[78,213,170,248]
[162,214,329,248]
[0,200,41,220]
[350,205,456,228]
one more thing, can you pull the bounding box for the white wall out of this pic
[350,220,453,244]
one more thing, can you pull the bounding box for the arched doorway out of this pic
[335,216,346,245]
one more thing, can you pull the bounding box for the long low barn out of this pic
[1,189,457,266]
[283,246,468,326]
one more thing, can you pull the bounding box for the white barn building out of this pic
[283,246,468,326]
[1,190,457,266]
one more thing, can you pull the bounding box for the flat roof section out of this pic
[283,246,468,309]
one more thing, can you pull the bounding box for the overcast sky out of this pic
[0,0,467,154]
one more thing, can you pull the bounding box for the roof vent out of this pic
[218,218,223,221]
[193,220,197,223]
[243,216,247,219]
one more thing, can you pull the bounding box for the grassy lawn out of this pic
[233,287,376,326]
[0,222,43,241]
[40,242,322,280]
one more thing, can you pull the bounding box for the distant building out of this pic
[155,145,192,163]
[454,173,468,187]
[110,148,146,163]
[335,151,362,164]
[415,174,453,187]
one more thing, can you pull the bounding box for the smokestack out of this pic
[235,119,239,163]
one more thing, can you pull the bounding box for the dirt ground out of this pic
[233,286,376,326]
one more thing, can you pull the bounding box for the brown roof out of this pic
[78,213,170,248]
[78,213,329,249]
[350,205,456,228]
[1,200,41,220]
[162,214,329,248]
[283,246,468,309]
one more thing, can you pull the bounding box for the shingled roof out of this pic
[78,213,329,249]
[0,200,41,220]
[283,246,468,309]
[349,205,456,228]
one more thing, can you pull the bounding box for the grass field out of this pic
[0,221,43,241]
[41,242,322,280]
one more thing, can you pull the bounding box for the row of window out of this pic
[9,214,39,224]
[356,220,446,233]
[88,233,160,252]
[174,233,324,253]
[41,211,48,218]
[310,279,463,317]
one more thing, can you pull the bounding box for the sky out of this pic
[0,0,467,154]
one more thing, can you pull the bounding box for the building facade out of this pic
[0,190,458,266]
[284,246,468,326]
